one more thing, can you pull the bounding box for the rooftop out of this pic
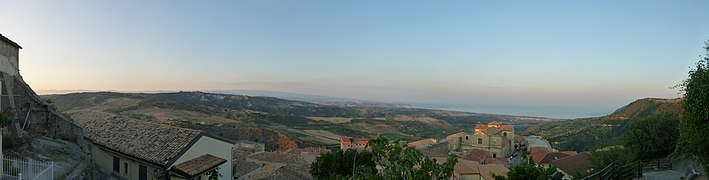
[529,147,551,164]
[172,154,227,177]
[454,159,481,174]
[407,138,437,148]
[479,164,509,180]
[72,110,204,167]
[551,152,593,175]
[0,33,22,49]
[485,157,509,165]
[539,152,570,164]
[460,149,489,162]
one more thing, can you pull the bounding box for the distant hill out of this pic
[45,91,552,150]
[207,89,413,108]
[522,98,682,152]
[603,98,682,120]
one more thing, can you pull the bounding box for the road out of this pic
[508,146,525,166]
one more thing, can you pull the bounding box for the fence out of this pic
[642,159,672,171]
[581,160,641,180]
[2,156,54,180]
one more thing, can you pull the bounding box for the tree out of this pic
[357,136,458,180]
[623,114,679,160]
[677,40,709,173]
[494,157,548,180]
[206,167,222,180]
[310,149,376,179]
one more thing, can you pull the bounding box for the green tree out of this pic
[494,157,548,180]
[623,114,680,160]
[356,136,458,180]
[310,149,376,179]
[677,40,709,173]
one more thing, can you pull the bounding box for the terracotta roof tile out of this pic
[500,125,514,131]
[447,132,466,140]
[479,164,509,180]
[454,159,481,174]
[551,152,593,175]
[484,127,502,135]
[485,157,509,165]
[172,154,227,177]
[72,111,203,167]
[460,149,489,162]
[529,147,550,164]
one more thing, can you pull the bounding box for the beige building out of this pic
[449,122,515,158]
[73,111,233,180]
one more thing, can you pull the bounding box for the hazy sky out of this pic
[2,1,708,118]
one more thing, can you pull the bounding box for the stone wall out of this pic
[2,72,90,153]
[0,40,19,76]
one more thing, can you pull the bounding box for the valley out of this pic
[44,91,555,150]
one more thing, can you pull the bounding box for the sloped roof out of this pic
[551,152,593,176]
[484,127,502,135]
[500,125,514,131]
[72,111,203,167]
[529,147,550,164]
[479,164,509,180]
[454,159,481,174]
[172,154,227,177]
[447,132,466,140]
[485,157,509,165]
[407,138,436,148]
[460,149,489,162]
[0,33,22,49]
[560,151,578,156]
[539,152,570,164]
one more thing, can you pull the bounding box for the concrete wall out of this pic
[173,135,233,180]
[0,40,19,76]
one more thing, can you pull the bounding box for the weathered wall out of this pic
[0,41,19,76]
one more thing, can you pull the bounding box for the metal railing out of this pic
[2,156,54,180]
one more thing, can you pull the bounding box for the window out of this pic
[113,157,120,172]
[124,163,128,174]
[478,138,482,144]
[493,153,496,158]
[503,132,507,136]
[139,165,147,180]
[465,136,468,140]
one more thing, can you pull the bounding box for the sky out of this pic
[1,1,708,118]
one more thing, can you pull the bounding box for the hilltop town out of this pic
[1,33,707,180]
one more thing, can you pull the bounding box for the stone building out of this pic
[448,122,515,158]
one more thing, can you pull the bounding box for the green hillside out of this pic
[522,98,682,152]
[604,98,682,120]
